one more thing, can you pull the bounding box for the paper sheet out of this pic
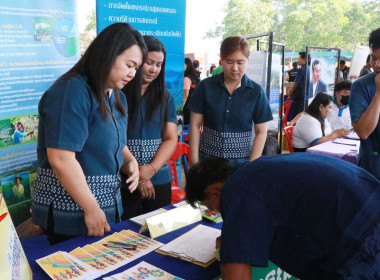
[333,138,360,146]
[129,208,167,226]
[158,224,221,264]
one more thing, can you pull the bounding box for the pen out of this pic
[102,243,136,250]
[107,241,137,247]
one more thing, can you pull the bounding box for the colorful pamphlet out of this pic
[103,261,183,280]
[36,229,163,279]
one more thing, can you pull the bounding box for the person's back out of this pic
[220,153,380,279]
[287,62,298,83]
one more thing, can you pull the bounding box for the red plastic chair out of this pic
[168,143,190,204]
[282,100,293,128]
[283,126,295,153]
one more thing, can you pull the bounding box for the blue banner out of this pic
[0,0,80,225]
[96,0,186,114]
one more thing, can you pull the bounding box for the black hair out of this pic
[340,60,346,65]
[59,23,147,119]
[185,157,233,208]
[193,59,200,69]
[334,80,352,94]
[299,52,311,65]
[312,59,320,71]
[184,57,198,83]
[305,92,333,136]
[369,27,380,51]
[124,36,168,135]
[292,61,298,68]
[366,54,371,63]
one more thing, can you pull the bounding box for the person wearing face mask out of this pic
[121,36,178,219]
[327,80,352,131]
[292,92,349,152]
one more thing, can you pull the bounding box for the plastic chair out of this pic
[181,124,190,143]
[283,126,295,153]
[168,143,190,204]
[282,100,293,128]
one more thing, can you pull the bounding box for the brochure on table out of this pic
[146,204,202,238]
[0,194,32,280]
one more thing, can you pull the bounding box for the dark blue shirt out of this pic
[189,73,272,160]
[32,74,127,235]
[294,65,310,100]
[220,153,380,279]
[350,72,380,180]
[127,91,177,185]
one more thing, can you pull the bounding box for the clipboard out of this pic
[155,248,216,267]
[155,224,221,267]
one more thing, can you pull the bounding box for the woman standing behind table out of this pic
[292,92,349,152]
[121,36,177,219]
[32,23,145,244]
[189,36,273,165]
[183,57,199,125]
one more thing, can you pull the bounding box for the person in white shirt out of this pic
[328,80,352,131]
[292,92,349,152]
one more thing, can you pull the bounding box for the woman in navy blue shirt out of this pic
[121,36,177,219]
[32,23,145,243]
[189,36,273,165]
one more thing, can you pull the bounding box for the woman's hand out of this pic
[123,157,139,193]
[332,128,350,139]
[138,179,155,199]
[84,204,111,237]
[139,164,155,183]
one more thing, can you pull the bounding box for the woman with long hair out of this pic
[189,36,272,165]
[121,36,177,219]
[32,23,146,243]
[183,57,199,125]
[292,92,349,152]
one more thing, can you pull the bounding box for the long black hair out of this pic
[305,92,333,136]
[184,57,198,84]
[59,23,147,119]
[124,36,169,135]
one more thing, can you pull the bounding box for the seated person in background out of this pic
[327,80,352,130]
[185,154,380,280]
[359,54,372,78]
[286,61,298,83]
[292,92,349,152]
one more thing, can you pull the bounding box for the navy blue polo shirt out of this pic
[127,91,177,185]
[32,74,127,235]
[220,153,380,279]
[295,64,310,99]
[189,73,272,160]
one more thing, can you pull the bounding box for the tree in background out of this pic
[206,0,380,51]
[79,9,96,54]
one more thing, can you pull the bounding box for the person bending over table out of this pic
[189,36,272,166]
[327,80,352,130]
[292,92,348,152]
[185,154,380,280]
[121,36,178,219]
[32,23,145,244]
[350,27,380,180]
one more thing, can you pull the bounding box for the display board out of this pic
[96,0,186,125]
[0,194,32,280]
[349,45,370,82]
[0,0,80,226]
